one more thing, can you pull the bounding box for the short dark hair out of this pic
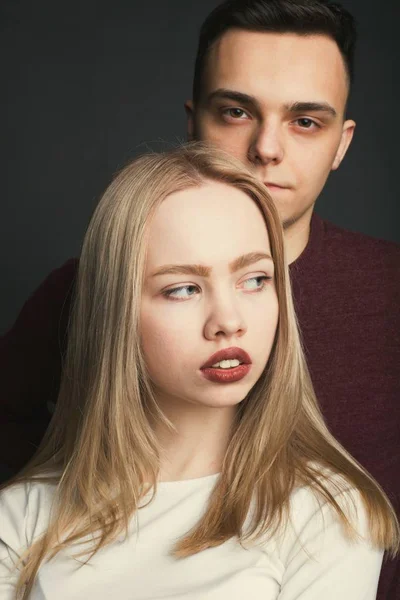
[192,0,357,104]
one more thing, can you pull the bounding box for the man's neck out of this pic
[283,209,313,264]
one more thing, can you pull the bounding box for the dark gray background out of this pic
[1,0,399,334]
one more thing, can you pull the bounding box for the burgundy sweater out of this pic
[1,213,399,598]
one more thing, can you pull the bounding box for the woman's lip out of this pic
[200,347,252,370]
[201,364,251,384]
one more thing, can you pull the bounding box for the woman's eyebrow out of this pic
[230,251,273,273]
[150,252,273,278]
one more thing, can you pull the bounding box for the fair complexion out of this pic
[185,31,355,263]
[140,181,279,481]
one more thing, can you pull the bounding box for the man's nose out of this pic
[248,123,284,166]
[203,294,247,341]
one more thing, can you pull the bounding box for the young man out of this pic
[1,0,399,596]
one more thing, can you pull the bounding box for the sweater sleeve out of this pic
[0,482,31,600]
[277,485,384,600]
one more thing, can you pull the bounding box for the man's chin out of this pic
[282,215,300,230]
[280,203,315,231]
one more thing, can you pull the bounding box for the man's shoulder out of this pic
[293,216,400,315]
[44,257,79,290]
[1,258,79,341]
[320,218,400,270]
[27,257,79,314]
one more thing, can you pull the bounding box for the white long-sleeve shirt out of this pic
[0,472,383,599]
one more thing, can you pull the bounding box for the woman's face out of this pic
[140,180,279,410]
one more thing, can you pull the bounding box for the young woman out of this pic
[0,143,398,600]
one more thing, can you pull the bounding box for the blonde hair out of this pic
[3,142,398,598]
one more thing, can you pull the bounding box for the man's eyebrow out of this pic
[206,88,261,111]
[150,252,273,278]
[285,101,337,118]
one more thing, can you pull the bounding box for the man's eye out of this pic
[294,118,319,129]
[222,108,249,120]
[162,285,199,300]
[242,276,271,291]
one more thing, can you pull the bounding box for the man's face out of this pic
[186,30,355,229]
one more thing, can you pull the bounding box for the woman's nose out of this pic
[203,295,247,340]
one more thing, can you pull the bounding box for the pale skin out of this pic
[140,181,279,481]
[185,31,356,263]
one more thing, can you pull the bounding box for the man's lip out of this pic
[200,347,252,369]
[264,182,289,189]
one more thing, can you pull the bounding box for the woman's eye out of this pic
[242,276,271,291]
[162,285,199,300]
[222,108,249,120]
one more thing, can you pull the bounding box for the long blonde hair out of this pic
[3,142,399,598]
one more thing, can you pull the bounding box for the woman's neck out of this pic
[153,396,236,482]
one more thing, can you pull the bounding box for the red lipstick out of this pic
[200,347,252,384]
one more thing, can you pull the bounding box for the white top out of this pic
[0,473,383,600]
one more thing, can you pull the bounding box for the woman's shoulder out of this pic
[289,464,366,524]
[290,465,355,509]
[267,466,384,596]
[279,465,372,557]
[0,476,57,549]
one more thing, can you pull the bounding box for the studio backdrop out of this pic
[1,0,399,333]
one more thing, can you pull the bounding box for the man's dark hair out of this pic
[192,0,357,104]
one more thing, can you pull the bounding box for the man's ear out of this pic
[332,119,356,171]
[184,100,195,141]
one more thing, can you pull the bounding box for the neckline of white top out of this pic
[155,472,221,488]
